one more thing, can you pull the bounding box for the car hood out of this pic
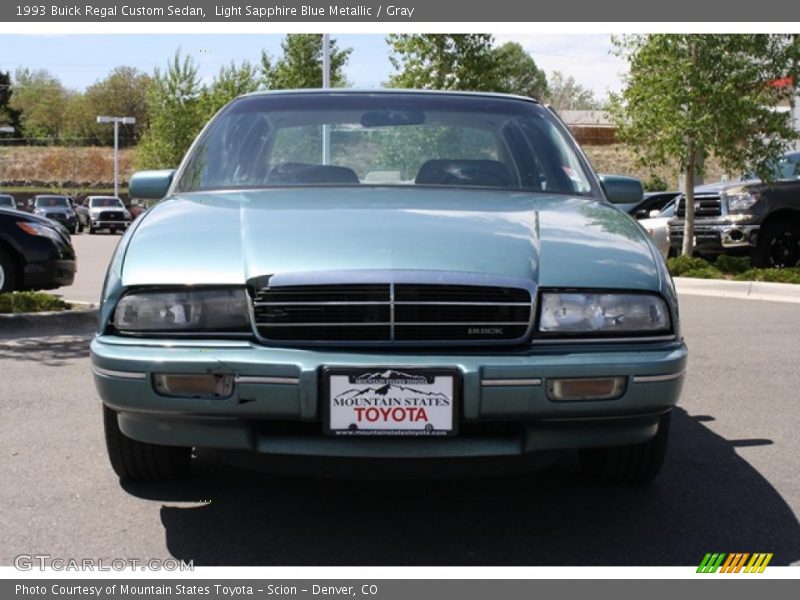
[121,188,661,290]
[692,178,762,194]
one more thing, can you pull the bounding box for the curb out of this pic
[0,308,98,337]
[674,277,800,304]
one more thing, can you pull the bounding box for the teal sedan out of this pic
[92,90,686,484]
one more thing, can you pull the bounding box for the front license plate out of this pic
[324,368,458,437]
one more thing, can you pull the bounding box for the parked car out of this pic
[669,151,800,267]
[0,194,17,210]
[92,90,686,485]
[68,197,87,233]
[0,206,76,292]
[637,199,676,260]
[629,191,681,220]
[85,196,132,234]
[30,195,78,234]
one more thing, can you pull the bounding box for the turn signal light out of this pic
[153,374,233,399]
[546,377,625,401]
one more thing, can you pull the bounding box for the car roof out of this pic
[238,88,541,105]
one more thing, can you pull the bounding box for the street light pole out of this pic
[322,34,331,166]
[97,116,135,198]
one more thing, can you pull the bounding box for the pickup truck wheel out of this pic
[103,405,191,481]
[88,226,95,234]
[578,411,671,485]
[752,222,800,268]
[0,247,19,292]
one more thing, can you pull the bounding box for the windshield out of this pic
[35,196,68,208]
[744,153,800,181]
[0,196,14,207]
[174,93,597,196]
[90,197,124,208]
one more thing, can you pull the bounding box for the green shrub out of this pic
[715,255,751,275]
[734,268,800,284]
[680,267,724,279]
[0,292,70,313]
[642,173,669,192]
[667,255,713,276]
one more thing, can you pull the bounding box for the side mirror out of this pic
[598,174,644,206]
[129,170,175,200]
[648,209,661,219]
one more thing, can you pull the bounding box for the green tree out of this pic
[543,71,601,111]
[611,34,800,256]
[0,71,21,133]
[10,68,72,141]
[491,42,548,99]
[81,66,151,146]
[135,50,203,169]
[263,34,351,89]
[200,60,263,121]
[386,34,496,90]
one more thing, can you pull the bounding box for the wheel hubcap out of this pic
[769,232,800,268]
[0,264,5,290]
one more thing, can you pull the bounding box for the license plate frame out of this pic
[322,367,460,437]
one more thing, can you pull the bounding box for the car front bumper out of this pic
[669,222,759,253]
[91,219,131,229]
[91,336,687,458]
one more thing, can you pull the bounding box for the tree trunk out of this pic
[681,144,696,257]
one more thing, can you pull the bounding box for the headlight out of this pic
[722,188,759,212]
[539,293,670,335]
[16,221,64,242]
[113,288,251,332]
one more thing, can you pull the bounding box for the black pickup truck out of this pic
[669,151,800,268]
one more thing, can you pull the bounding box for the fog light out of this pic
[153,374,234,398]
[546,377,625,401]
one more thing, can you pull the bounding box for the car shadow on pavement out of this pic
[122,407,800,566]
[0,334,92,367]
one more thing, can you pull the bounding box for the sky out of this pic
[0,33,627,99]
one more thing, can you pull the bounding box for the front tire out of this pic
[752,221,800,268]
[103,405,191,481]
[0,247,19,292]
[579,411,671,485]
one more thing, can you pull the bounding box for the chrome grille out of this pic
[675,194,722,218]
[252,282,533,345]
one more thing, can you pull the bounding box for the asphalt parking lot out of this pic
[1,238,799,566]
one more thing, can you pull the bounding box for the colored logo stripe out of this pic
[697,553,773,573]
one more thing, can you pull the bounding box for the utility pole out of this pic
[97,116,136,198]
[322,33,331,166]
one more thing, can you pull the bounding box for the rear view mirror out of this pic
[598,174,644,206]
[129,170,175,200]
[361,109,425,128]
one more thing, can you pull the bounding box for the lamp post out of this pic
[322,34,331,165]
[0,126,13,192]
[97,116,135,198]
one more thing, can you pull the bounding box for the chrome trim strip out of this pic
[92,366,147,380]
[257,321,531,327]
[632,371,685,383]
[481,378,543,386]
[389,281,396,342]
[534,335,676,345]
[235,376,300,385]
[254,301,531,306]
